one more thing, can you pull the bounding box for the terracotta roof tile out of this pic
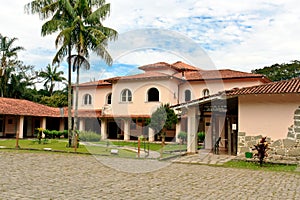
[171,61,199,71]
[176,69,267,81]
[0,98,61,117]
[77,109,102,118]
[78,80,111,87]
[226,78,300,95]
[139,61,199,72]
[106,71,174,82]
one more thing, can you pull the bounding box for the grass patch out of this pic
[0,139,140,158]
[98,140,186,151]
[0,139,89,153]
[223,160,298,172]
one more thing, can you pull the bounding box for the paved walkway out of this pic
[1,151,300,200]
[172,149,236,165]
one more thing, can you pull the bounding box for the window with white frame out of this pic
[202,89,210,97]
[83,94,92,105]
[185,89,191,102]
[147,88,159,102]
[121,89,132,102]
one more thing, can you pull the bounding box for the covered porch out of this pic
[174,95,238,155]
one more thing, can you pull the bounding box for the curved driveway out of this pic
[0,151,299,200]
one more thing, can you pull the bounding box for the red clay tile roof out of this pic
[77,109,102,118]
[78,80,111,87]
[105,71,175,82]
[226,78,300,96]
[171,78,300,109]
[171,61,199,71]
[139,61,199,72]
[0,98,61,117]
[176,69,268,81]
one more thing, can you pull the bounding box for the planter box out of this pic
[245,152,253,158]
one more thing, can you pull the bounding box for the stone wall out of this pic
[238,135,300,162]
[287,106,300,140]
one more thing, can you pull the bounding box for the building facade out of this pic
[76,61,269,148]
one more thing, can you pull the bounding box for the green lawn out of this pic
[0,139,187,159]
[0,139,137,157]
[97,140,187,152]
[223,160,298,172]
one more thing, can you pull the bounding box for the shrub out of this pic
[177,131,187,144]
[79,130,101,142]
[198,132,205,142]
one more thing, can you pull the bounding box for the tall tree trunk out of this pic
[72,65,79,146]
[67,44,73,147]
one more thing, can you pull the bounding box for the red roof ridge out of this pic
[226,77,300,95]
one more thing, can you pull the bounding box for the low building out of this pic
[0,98,65,138]
[173,78,300,155]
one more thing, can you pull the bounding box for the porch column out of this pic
[101,118,108,140]
[79,118,85,131]
[175,122,181,143]
[187,106,198,153]
[124,118,130,141]
[148,128,155,142]
[59,118,65,131]
[41,117,46,130]
[18,116,24,139]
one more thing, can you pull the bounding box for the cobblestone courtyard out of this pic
[1,151,300,200]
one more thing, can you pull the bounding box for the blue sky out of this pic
[1,0,300,83]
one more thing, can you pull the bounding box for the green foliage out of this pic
[198,131,205,142]
[177,131,187,141]
[43,129,65,139]
[79,131,101,142]
[39,93,68,107]
[38,64,66,96]
[148,104,178,136]
[252,60,300,81]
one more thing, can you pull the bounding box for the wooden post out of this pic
[74,133,78,152]
[15,131,20,149]
[137,137,140,158]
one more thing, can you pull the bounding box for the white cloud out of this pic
[1,0,300,79]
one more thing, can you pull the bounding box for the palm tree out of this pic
[25,0,118,146]
[25,0,76,146]
[67,0,117,136]
[39,64,66,96]
[0,34,24,76]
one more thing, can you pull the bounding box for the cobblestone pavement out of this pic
[1,151,300,200]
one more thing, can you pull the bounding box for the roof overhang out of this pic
[171,93,229,110]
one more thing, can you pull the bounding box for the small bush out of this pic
[79,131,101,142]
[198,132,205,142]
[177,131,187,144]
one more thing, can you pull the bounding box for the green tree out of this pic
[39,64,66,96]
[0,34,24,76]
[25,0,76,147]
[25,0,118,146]
[252,60,300,81]
[148,104,178,157]
[39,93,68,107]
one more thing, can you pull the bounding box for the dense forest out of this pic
[252,60,300,81]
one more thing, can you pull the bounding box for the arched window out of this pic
[121,89,132,102]
[203,89,210,97]
[107,93,112,104]
[147,88,159,102]
[185,89,191,102]
[83,94,92,105]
